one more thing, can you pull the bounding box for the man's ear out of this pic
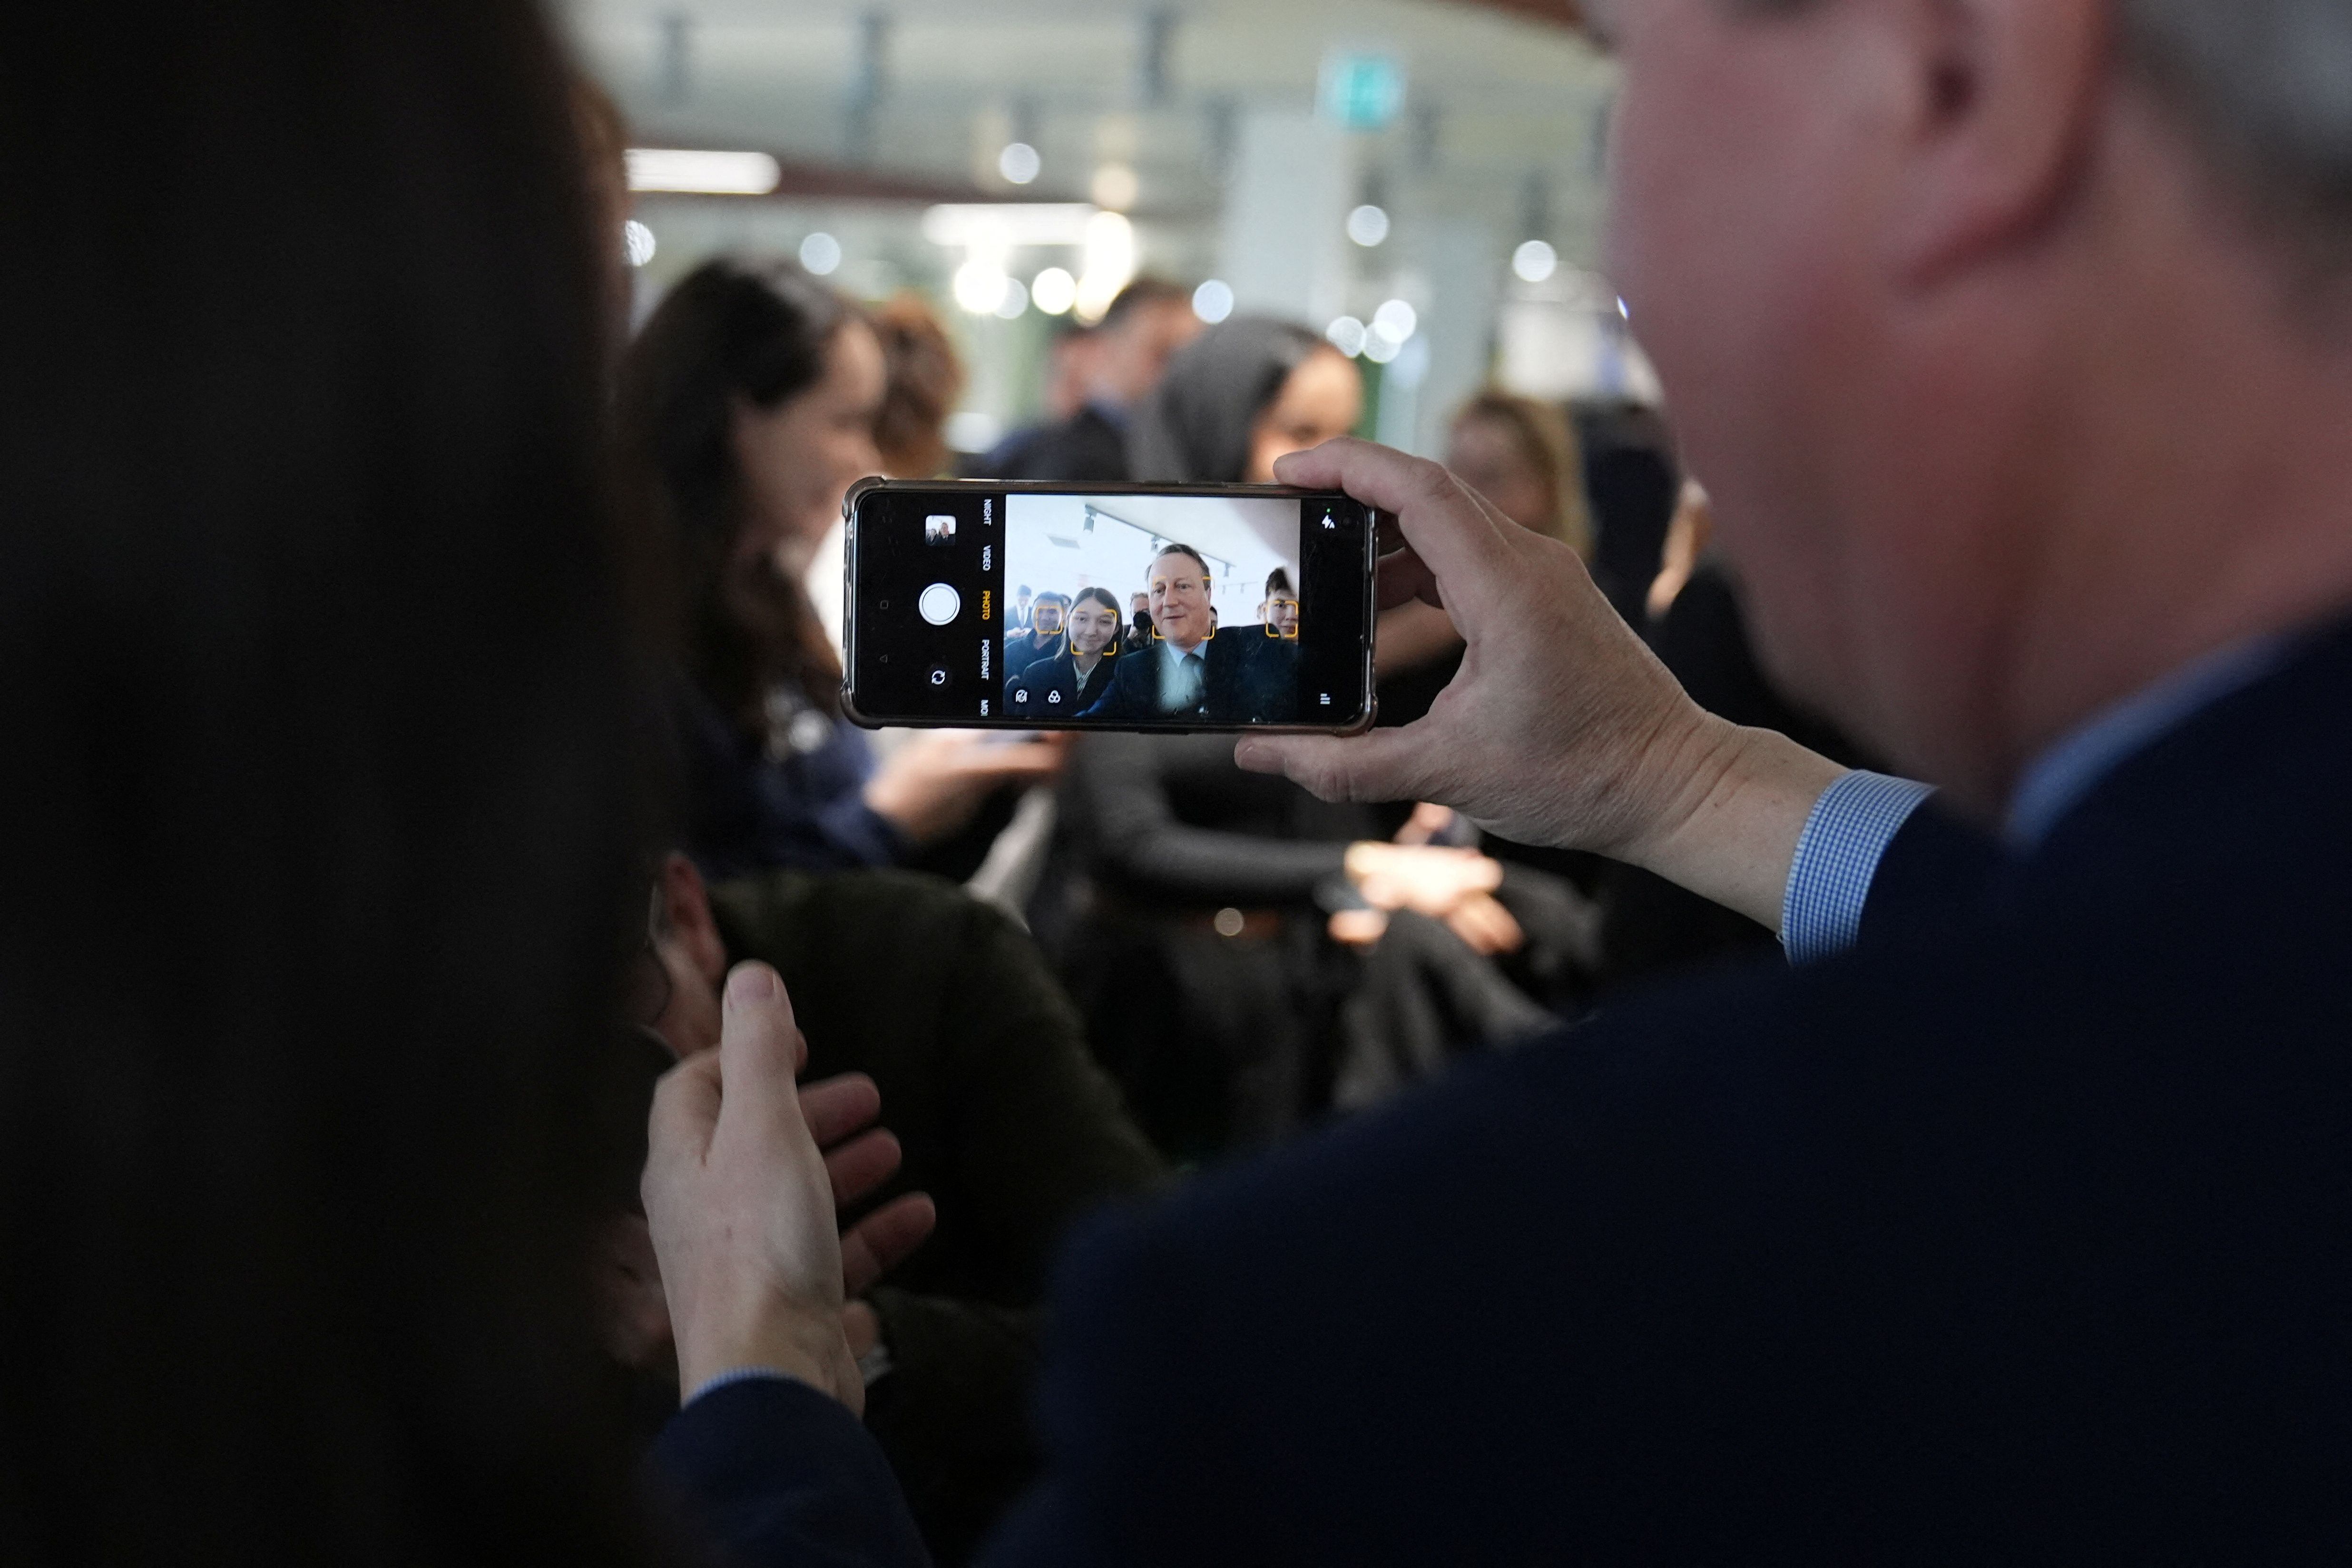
[1884,0,2109,288]
[658,853,729,986]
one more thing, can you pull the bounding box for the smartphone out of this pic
[842,479,1378,734]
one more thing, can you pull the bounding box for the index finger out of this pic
[1272,439,1516,588]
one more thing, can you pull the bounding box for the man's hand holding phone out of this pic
[1238,439,1846,934]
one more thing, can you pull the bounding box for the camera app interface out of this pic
[1001,493,1306,725]
[850,485,1370,729]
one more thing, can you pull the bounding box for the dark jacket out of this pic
[672,675,901,879]
[1004,648,1117,721]
[969,404,1129,484]
[704,869,1166,1564]
[1074,634,1295,725]
[659,616,2352,1564]
[1002,628,1067,686]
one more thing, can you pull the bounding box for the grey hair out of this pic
[2119,1,2352,253]
[1726,0,2352,265]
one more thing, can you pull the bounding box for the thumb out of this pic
[644,1048,723,1199]
[1235,727,1433,804]
[716,962,806,1139]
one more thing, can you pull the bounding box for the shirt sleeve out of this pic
[1779,771,1937,965]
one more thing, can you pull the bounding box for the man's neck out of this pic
[1872,112,2352,816]
[1987,354,2352,813]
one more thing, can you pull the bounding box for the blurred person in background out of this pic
[1126,316,1360,485]
[1380,389,1600,687]
[1576,399,1683,628]
[872,292,967,480]
[1446,392,1595,557]
[1599,478,1884,986]
[972,279,1200,482]
[619,853,1165,1563]
[0,0,826,1560]
[617,258,1058,879]
[1041,319,1592,1159]
[1037,319,1100,424]
[1008,587,1124,720]
[1123,590,1153,653]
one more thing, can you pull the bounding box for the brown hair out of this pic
[1450,391,1595,560]
[617,258,857,725]
[871,292,966,479]
[2,0,656,1555]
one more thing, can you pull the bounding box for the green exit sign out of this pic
[1319,52,1406,132]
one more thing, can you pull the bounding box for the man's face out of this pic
[1130,593,1148,616]
[1068,599,1120,656]
[1094,300,1204,408]
[1148,555,1212,650]
[1032,599,1065,637]
[1600,0,1993,768]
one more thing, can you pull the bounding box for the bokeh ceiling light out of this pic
[622,219,657,268]
[953,256,1012,315]
[625,148,781,195]
[921,203,1097,247]
[1512,238,1559,282]
[998,141,1042,185]
[1371,299,1418,342]
[1326,315,1369,358]
[1192,279,1235,324]
[799,231,843,275]
[993,276,1031,320]
[1090,163,1140,210]
[1031,266,1079,315]
[1345,204,1391,247]
[1072,210,1137,324]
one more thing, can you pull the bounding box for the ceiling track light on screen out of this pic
[626,148,782,196]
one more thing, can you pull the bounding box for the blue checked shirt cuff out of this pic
[1780,771,1936,965]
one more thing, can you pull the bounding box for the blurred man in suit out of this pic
[970,281,1200,483]
[647,0,2352,1561]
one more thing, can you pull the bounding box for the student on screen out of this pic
[1005,590,1069,684]
[1076,544,1293,723]
[1006,587,1123,718]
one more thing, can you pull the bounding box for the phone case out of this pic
[839,476,1380,736]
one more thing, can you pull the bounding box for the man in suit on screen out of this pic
[1074,543,1293,724]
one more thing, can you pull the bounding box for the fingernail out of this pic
[725,965,777,1009]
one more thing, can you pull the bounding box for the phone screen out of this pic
[844,480,1377,733]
